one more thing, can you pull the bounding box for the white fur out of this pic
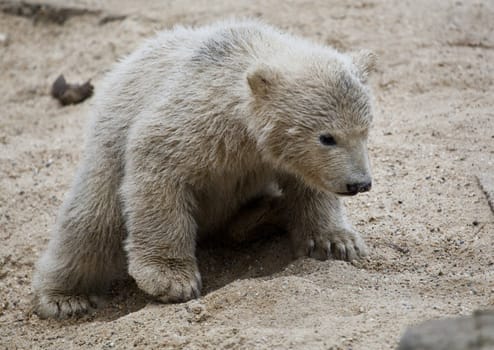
[32,19,376,319]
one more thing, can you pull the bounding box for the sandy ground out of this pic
[1,0,493,349]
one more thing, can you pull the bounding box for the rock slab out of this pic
[398,310,494,350]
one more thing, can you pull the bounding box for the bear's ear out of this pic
[350,50,377,83]
[247,65,280,98]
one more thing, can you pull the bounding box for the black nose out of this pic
[347,181,372,194]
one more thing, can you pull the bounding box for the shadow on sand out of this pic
[75,228,293,322]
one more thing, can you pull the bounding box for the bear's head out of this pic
[246,49,376,196]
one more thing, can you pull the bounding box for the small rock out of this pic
[185,300,210,322]
[186,300,205,314]
[0,33,9,46]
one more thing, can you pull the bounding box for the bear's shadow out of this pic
[198,228,292,294]
[92,229,292,322]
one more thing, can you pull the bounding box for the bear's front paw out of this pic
[129,258,201,303]
[293,228,368,262]
[34,293,102,319]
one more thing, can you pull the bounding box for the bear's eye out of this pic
[319,134,337,146]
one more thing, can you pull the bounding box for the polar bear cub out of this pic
[33,19,376,319]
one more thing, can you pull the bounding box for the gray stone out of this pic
[477,174,494,214]
[398,310,494,350]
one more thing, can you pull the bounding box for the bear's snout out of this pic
[344,181,372,196]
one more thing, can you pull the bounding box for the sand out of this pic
[0,0,493,349]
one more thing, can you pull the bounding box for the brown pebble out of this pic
[51,74,93,105]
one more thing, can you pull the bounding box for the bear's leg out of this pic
[33,160,127,319]
[122,173,201,303]
[281,177,368,262]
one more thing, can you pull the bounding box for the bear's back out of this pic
[89,20,282,130]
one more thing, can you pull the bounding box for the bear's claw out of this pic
[295,228,368,262]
